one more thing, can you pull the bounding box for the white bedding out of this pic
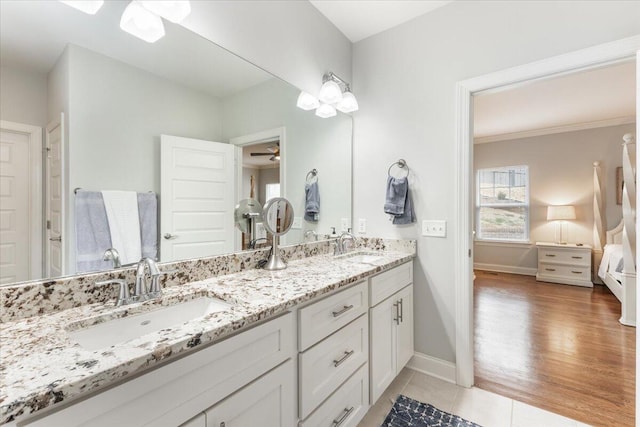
[599,243,624,281]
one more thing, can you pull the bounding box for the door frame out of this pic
[0,120,43,280]
[454,35,640,387]
[229,127,286,250]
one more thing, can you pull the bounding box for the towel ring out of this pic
[306,168,318,183]
[388,159,409,178]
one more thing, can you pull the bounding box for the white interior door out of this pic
[160,135,235,262]
[46,115,65,278]
[0,120,42,283]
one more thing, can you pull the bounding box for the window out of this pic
[265,183,280,202]
[476,165,529,242]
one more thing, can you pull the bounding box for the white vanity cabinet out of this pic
[369,262,414,404]
[297,281,369,427]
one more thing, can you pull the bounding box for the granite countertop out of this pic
[0,250,414,424]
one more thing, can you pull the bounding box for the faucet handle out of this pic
[96,279,131,306]
[147,268,178,297]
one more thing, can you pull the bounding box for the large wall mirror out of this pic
[0,1,352,285]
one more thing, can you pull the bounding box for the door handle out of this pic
[393,301,400,325]
[398,298,404,323]
[49,236,62,242]
[163,233,178,240]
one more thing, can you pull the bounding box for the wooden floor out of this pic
[474,271,635,427]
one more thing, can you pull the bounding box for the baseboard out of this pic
[474,263,537,277]
[406,352,456,384]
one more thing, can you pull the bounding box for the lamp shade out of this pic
[315,103,336,118]
[120,1,165,43]
[318,80,343,104]
[296,91,319,110]
[336,91,359,113]
[547,205,576,221]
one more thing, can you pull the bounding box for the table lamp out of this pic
[547,205,576,244]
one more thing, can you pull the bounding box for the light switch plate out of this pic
[358,218,366,234]
[341,218,350,232]
[422,220,446,237]
[292,217,302,229]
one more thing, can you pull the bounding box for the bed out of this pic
[594,134,635,327]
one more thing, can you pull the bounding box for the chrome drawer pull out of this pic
[393,302,400,325]
[332,407,354,426]
[545,268,556,272]
[332,304,354,317]
[333,350,355,367]
[572,256,583,259]
[571,271,583,274]
[545,254,556,257]
[398,298,404,323]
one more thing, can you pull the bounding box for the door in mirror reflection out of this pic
[160,135,235,262]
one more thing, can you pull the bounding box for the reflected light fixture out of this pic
[120,1,166,43]
[296,92,320,110]
[315,103,337,118]
[547,205,576,244]
[139,1,191,23]
[58,0,104,14]
[336,87,359,113]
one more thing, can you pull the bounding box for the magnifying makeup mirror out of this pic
[262,197,294,270]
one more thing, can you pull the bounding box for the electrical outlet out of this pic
[292,217,302,229]
[358,218,366,234]
[341,218,350,232]
[422,220,446,237]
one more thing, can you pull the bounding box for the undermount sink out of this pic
[68,297,232,351]
[337,251,385,264]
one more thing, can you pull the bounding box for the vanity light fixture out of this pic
[139,1,191,24]
[120,1,166,43]
[296,92,320,110]
[297,71,358,117]
[315,103,337,118]
[58,0,104,15]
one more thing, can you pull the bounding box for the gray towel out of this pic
[384,176,408,215]
[305,181,320,222]
[138,192,158,260]
[392,185,415,225]
[75,191,113,272]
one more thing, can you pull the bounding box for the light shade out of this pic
[547,205,576,221]
[315,103,336,118]
[336,90,359,113]
[120,1,166,43]
[318,80,343,104]
[59,0,104,14]
[296,91,320,110]
[139,1,191,23]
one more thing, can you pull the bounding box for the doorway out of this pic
[454,37,640,390]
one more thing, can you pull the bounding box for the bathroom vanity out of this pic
[1,240,415,427]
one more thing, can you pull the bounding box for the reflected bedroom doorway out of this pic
[471,59,636,426]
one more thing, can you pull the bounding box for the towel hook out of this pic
[388,159,409,178]
[306,168,318,183]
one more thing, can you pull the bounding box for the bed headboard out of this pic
[606,220,624,245]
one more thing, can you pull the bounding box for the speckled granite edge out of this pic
[1,245,415,424]
[0,238,415,323]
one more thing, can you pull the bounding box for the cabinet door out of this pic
[205,360,295,427]
[396,285,414,371]
[370,296,397,404]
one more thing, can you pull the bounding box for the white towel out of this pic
[102,191,142,265]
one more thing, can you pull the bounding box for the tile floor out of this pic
[357,368,591,427]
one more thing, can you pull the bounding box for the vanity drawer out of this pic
[299,314,368,419]
[369,262,413,307]
[298,281,367,351]
[538,247,590,266]
[299,363,369,427]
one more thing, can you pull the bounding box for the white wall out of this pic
[0,65,48,127]
[352,1,640,362]
[180,1,352,97]
[64,45,223,273]
[222,78,352,244]
[474,124,632,272]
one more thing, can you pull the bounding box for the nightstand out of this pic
[536,242,593,287]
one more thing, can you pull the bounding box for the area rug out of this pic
[382,395,482,427]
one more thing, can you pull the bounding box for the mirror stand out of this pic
[264,236,287,270]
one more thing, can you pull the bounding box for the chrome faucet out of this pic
[304,230,318,242]
[134,258,177,301]
[335,229,357,255]
[103,248,121,268]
